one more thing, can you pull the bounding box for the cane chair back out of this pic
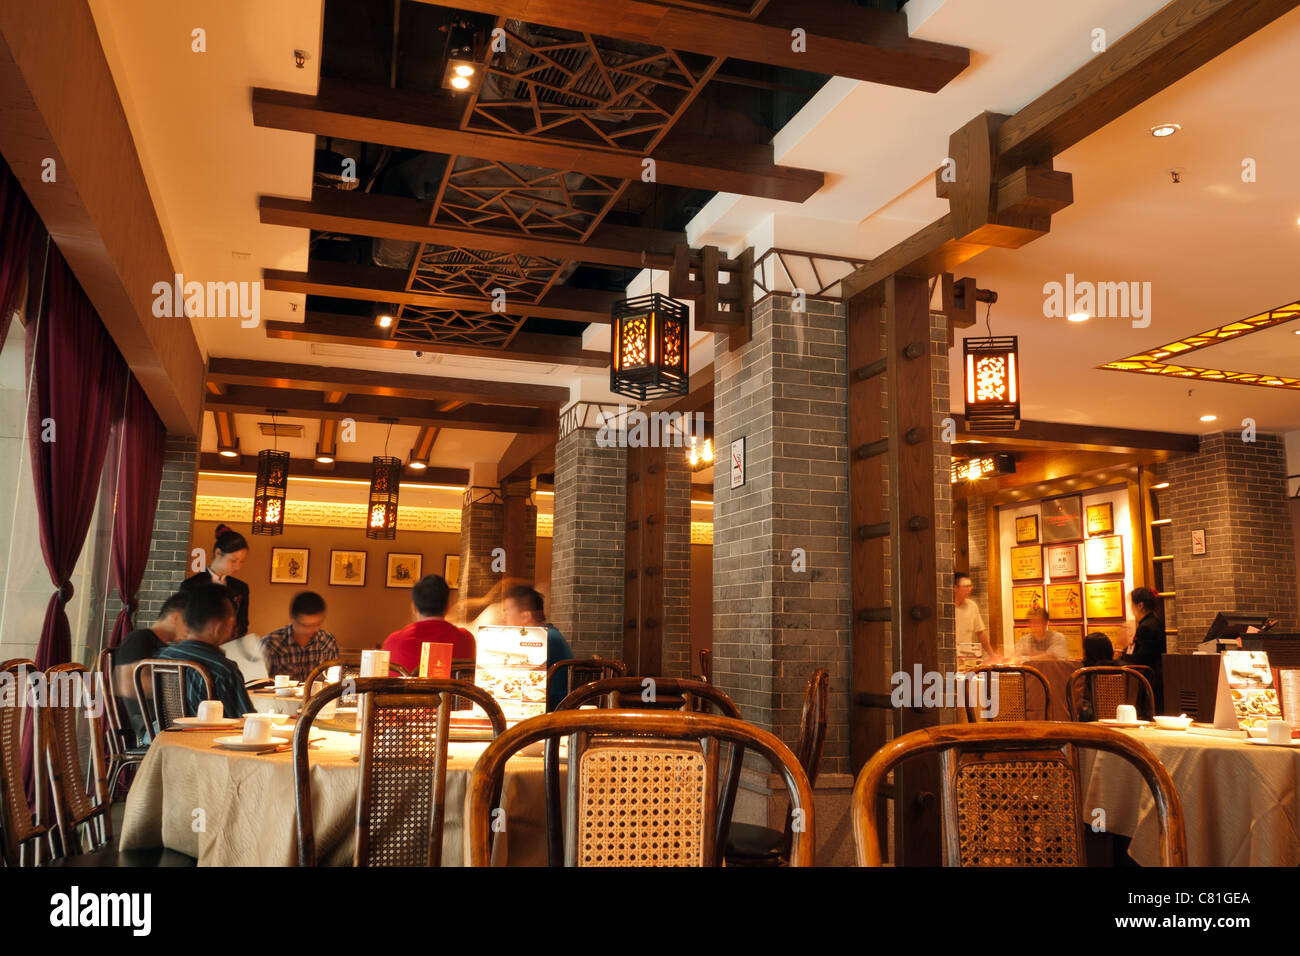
[97,647,147,796]
[966,665,1054,722]
[1066,666,1155,722]
[302,653,364,702]
[132,659,214,740]
[546,658,627,704]
[0,660,45,866]
[698,648,713,684]
[38,664,112,857]
[852,722,1186,867]
[469,710,815,867]
[293,677,506,866]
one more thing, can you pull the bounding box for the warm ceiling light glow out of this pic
[1067,312,1090,323]
[219,449,239,458]
[408,460,427,470]
[453,63,475,77]
[450,75,471,90]
[1199,414,1217,422]
[1149,123,1181,137]
[315,454,334,464]
[1153,482,1170,489]
[376,314,393,329]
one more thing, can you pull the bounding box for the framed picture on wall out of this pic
[329,550,367,587]
[1084,580,1126,619]
[1040,495,1083,543]
[1012,585,1045,621]
[1083,535,1125,576]
[1090,623,1132,655]
[1010,545,1043,581]
[1015,514,1039,544]
[1045,581,1083,620]
[1055,623,1086,660]
[270,548,309,585]
[1044,543,1079,579]
[386,553,422,588]
[444,554,461,589]
[1085,502,1114,536]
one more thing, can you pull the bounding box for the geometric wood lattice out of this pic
[409,245,563,302]
[392,305,524,348]
[1100,298,1300,390]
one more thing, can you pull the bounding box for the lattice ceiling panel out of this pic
[409,245,563,302]
[392,305,525,348]
[466,23,713,152]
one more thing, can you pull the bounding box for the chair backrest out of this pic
[698,648,712,684]
[851,722,1186,867]
[965,665,1054,722]
[95,646,135,754]
[302,653,363,701]
[0,660,46,866]
[546,658,627,701]
[38,664,111,857]
[293,677,506,866]
[1067,666,1154,721]
[132,658,214,739]
[469,710,815,867]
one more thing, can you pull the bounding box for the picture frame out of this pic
[1084,579,1126,619]
[1009,545,1043,581]
[1083,534,1125,577]
[1055,623,1086,660]
[329,550,367,587]
[444,553,461,589]
[1014,513,1039,544]
[1085,501,1114,536]
[269,547,309,585]
[1040,494,1083,543]
[385,553,422,588]
[1089,623,1131,655]
[1011,585,1045,621]
[1045,581,1083,620]
[1044,543,1079,580]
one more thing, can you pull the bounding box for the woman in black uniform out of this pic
[182,524,251,640]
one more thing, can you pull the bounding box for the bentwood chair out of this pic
[0,660,48,866]
[302,653,364,703]
[1066,666,1155,722]
[697,648,713,684]
[545,658,627,707]
[851,722,1186,867]
[724,668,829,867]
[293,678,506,866]
[131,659,214,741]
[96,647,147,796]
[468,710,816,867]
[965,664,1055,722]
[1124,665,1159,718]
[546,677,744,866]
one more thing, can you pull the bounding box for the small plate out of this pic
[213,735,280,751]
[172,717,244,730]
[1245,737,1300,747]
[1098,718,1151,728]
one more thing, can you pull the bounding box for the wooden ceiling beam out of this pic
[497,431,557,483]
[199,452,468,487]
[265,314,609,368]
[206,384,555,434]
[262,262,617,325]
[421,0,968,91]
[252,82,824,203]
[259,192,684,269]
[953,416,1198,456]
[206,356,569,407]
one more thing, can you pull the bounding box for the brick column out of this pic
[1157,432,1297,650]
[501,477,538,587]
[459,487,505,602]
[662,450,691,678]
[134,435,199,620]
[551,403,626,660]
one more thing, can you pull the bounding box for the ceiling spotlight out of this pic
[1199,414,1217,422]
[1067,312,1090,323]
[454,63,475,77]
[315,454,334,465]
[1150,123,1181,138]
[376,314,393,329]
[408,460,428,471]
[450,75,471,90]
[219,448,239,459]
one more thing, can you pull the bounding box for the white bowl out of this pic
[1153,715,1192,731]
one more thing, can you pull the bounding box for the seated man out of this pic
[1014,607,1068,661]
[503,584,574,711]
[383,574,475,674]
[260,590,339,683]
[114,591,188,743]
[156,583,254,720]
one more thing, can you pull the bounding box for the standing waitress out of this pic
[182,524,251,640]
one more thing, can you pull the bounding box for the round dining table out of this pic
[1080,725,1300,866]
[117,725,554,866]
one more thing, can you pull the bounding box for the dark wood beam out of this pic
[262,262,616,325]
[641,365,714,416]
[425,0,969,91]
[207,384,555,434]
[265,314,609,368]
[252,82,824,203]
[211,410,239,457]
[259,192,685,269]
[408,424,439,467]
[0,0,205,433]
[953,416,1198,456]
[206,356,568,407]
[199,452,467,487]
[497,432,557,483]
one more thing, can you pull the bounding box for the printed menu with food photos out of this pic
[1213,650,1283,732]
[471,624,549,726]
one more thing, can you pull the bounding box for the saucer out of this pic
[172,717,244,730]
[1245,737,1300,747]
[1098,718,1151,728]
[213,735,279,751]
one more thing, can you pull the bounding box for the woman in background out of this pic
[182,524,251,641]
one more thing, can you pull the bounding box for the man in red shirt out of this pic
[382,574,475,673]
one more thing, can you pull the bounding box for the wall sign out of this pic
[1044,543,1079,579]
[1040,495,1083,543]
[1010,545,1043,581]
[1083,535,1125,576]
[1011,585,1045,621]
[1014,514,1039,544]
[1085,502,1114,536]
[1192,529,1207,555]
[1084,580,1126,619]
[730,437,746,489]
[1046,581,1083,620]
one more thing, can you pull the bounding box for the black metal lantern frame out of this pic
[610,292,689,401]
[252,449,290,536]
[963,335,1020,432]
[366,456,401,539]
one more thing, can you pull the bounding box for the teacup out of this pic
[242,715,275,745]
[196,700,223,723]
[1115,704,1138,723]
[274,674,291,688]
[1267,720,1291,744]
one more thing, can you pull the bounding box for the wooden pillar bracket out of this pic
[855,438,890,460]
[858,607,892,623]
[852,358,888,382]
[857,522,891,540]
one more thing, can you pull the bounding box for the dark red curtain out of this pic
[0,160,36,352]
[108,376,166,648]
[25,245,127,669]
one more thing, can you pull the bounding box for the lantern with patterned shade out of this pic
[963,336,1020,432]
[366,456,401,539]
[610,292,689,400]
[251,450,289,536]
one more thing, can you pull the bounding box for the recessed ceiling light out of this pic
[315,454,334,464]
[1153,482,1170,489]
[454,63,475,77]
[1199,414,1217,422]
[1067,312,1090,322]
[450,75,471,90]
[376,314,393,329]
[408,460,427,471]
[219,449,239,459]
[1150,123,1181,138]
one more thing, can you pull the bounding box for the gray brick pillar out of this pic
[134,435,199,620]
[551,403,626,660]
[459,487,505,600]
[662,451,691,678]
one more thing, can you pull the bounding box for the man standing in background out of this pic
[955,571,996,663]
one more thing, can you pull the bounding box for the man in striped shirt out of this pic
[260,591,340,683]
[157,583,254,719]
